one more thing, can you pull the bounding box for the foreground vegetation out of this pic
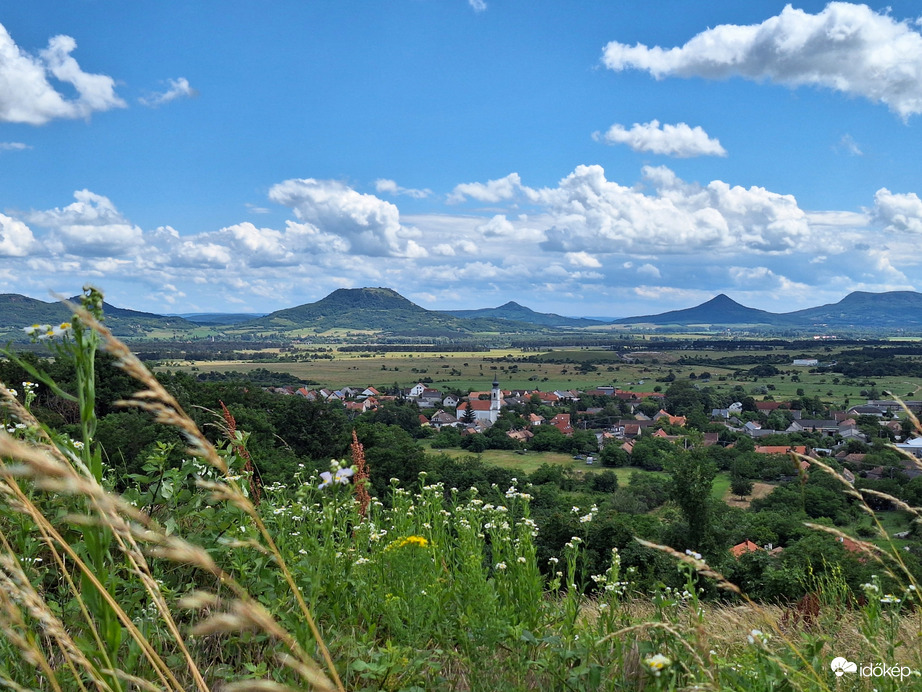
[0,293,921,690]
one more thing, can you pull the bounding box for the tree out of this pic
[461,403,476,425]
[730,473,754,500]
[666,450,717,551]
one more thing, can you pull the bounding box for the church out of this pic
[455,376,503,424]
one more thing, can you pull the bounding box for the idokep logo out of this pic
[830,656,913,680]
[830,657,857,676]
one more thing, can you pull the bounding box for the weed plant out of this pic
[0,291,919,690]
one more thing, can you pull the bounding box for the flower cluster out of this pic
[385,535,430,552]
[319,459,355,489]
[23,323,72,341]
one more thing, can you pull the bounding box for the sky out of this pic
[1,1,922,319]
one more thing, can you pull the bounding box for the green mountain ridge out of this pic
[247,287,545,335]
[0,294,195,338]
[616,291,922,329]
[442,300,604,328]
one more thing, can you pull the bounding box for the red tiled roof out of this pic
[730,540,762,558]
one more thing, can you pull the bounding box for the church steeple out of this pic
[490,375,501,421]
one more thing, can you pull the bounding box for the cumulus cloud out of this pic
[375,178,431,199]
[602,2,922,119]
[872,188,922,233]
[27,190,143,256]
[139,77,197,107]
[594,120,726,157]
[0,24,125,125]
[268,178,427,257]
[448,172,538,204]
[0,213,36,256]
[539,164,810,254]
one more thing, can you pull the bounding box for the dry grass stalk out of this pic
[67,305,344,692]
[351,430,370,519]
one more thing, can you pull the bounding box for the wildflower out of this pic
[548,557,559,565]
[579,513,593,523]
[685,549,702,561]
[880,594,901,605]
[747,629,770,645]
[644,654,671,676]
[319,466,354,489]
[517,556,527,564]
[52,322,72,338]
[354,557,371,566]
[495,562,507,570]
[73,440,85,450]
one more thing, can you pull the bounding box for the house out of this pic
[653,410,686,427]
[416,388,443,409]
[442,393,461,408]
[527,413,545,426]
[408,382,427,398]
[360,386,380,398]
[792,359,819,366]
[730,540,763,558]
[755,401,786,413]
[847,404,888,417]
[895,437,922,459]
[507,429,534,443]
[429,409,460,429]
[787,420,839,434]
[549,413,573,436]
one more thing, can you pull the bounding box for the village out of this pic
[266,376,922,483]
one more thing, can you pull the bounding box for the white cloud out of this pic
[375,178,431,199]
[836,134,863,156]
[468,0,487,13]
[0,142,29,151]
[448,172,537,204]
[565,251,602,268]
[539,164,810,254]
[594,120,726,157]
[602,3,922,119]
[139,77,196,107]
[636,263,661,278]
[0,24,125,124]
[268,178,427,257]
[0,213,36,256]
[872,188,922,233]
[27,190,143,256]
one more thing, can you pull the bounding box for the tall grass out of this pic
[0,291,919,690]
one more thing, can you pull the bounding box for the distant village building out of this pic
[456,376,503,424]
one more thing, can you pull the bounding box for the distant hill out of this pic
[614,294,781,326]
[613,290,922,329]
[443,301,604,328]
[246,287,544,334]
[781,291,922,328]
[0,294,195,338]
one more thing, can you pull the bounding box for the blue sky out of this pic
[1,1,922,319]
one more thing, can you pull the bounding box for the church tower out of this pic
[490,375,501,423]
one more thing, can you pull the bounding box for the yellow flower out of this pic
[385,535,431,552]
